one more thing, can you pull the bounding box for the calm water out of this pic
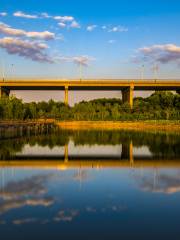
[0,129,180,239]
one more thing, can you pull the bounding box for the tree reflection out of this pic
[0,130,180,160]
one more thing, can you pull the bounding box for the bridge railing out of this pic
[0,77,180,83]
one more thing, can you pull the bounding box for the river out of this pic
[0,129,180,239]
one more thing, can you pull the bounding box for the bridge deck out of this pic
[0,79,180,91]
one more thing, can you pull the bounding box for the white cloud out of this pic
[70,21,81,29]
[13,11,76,24]
[108,25,128,32]
[58,22,66,28]
[26,31,55,40]
[108,39,116,44]
[102,25,107,30]
[41,12,51,18]
[0,12,7,17]
[87,25,97,32]
[56,55,95,66]
[55,34,64,41]
[137,44,180,64]
[0,37,54,63]
[13,11,38,19]
[54,16,74,22]
[0,22,55,40]
[73,55,95,66]
[0,22,24,37]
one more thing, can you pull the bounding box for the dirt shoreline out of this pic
[56,121,180,132]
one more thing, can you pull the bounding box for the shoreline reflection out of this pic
[0,129,180,161]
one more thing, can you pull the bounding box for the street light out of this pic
[74,56,90,81]
[141,64,145,80]
[0,59,5,82]
[153,64,159,82]
[79,62,83,81]
[0,48,5,82]
[10,64,14,79]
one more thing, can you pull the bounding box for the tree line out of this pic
[0,91,180,121]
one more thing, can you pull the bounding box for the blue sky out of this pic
[0,0,180,102]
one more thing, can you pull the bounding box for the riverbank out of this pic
[0,119,54,127]
[0,119,55,139]
[56,120,180,132]
[1,120,180,133]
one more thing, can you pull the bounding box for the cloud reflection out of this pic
[54,209,79,222]
[13,218,38,225]
[0,174,55,214]
[73,170,90,182]
[138,173,180,194]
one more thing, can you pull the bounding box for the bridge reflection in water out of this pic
[1,141,180,169]
[0,129,180,193]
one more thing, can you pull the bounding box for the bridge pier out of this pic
[64,86,69,105]
[0,87,10,98]
[121,86,134,108]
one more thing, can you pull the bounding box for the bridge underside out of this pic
[2,86,180,91]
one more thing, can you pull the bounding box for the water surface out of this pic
[0,130,180,239]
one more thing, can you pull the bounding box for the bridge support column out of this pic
[121,86,134,108]
[0,87,10,98]
[64,86,69,105]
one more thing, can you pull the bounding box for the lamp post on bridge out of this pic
[0,47,5,82]
[0,59,5,82]
[79,62,83,81]
[141,64,145,80]
[74,56,90,81]
[10,64,14,80]
[153,64,159,83]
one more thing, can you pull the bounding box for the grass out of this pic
[0,119,180,132]
[56,120,180,132]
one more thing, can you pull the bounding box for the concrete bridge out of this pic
[0,79,180,107]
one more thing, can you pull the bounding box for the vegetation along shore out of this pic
[56,120,180,132]
[0,91,179,132]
